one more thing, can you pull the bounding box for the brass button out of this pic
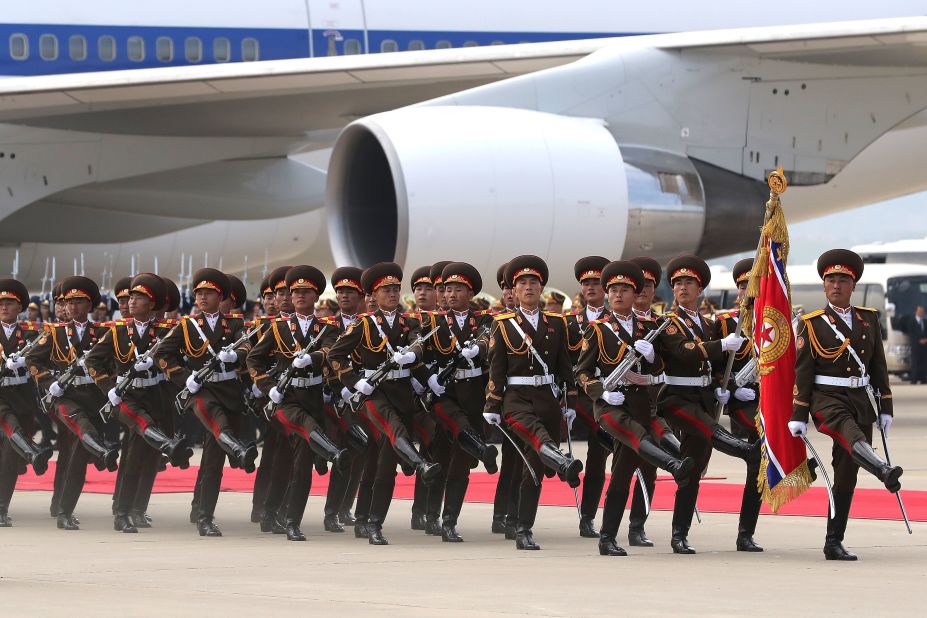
[847,367,852,372]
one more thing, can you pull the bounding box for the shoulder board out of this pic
[801,309,825,320]
[98,320,126,328]
[637,316,657,322]
[318,316,339,325]
[855,306,879,313]
[225,313,244,319]
[18,321,40,330]
[154,319,178,328]
[589,317,610,325]
[494,312,516,321]
[402,312,422,319]
[663,311,678,318]
[544,311,564,318]
[474,309,493,316]
[569,310,582,316]
[355,312,372,318]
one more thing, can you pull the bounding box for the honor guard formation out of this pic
[0,248,904,560]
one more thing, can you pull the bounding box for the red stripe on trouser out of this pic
[58,404,83,438]
[412,422,430,447]
[358,413,381,441]
[433,403,459,438]
[365,400,395,445]
[274,410,310,442]
[0,418,12,437]
[505,415,542,451]
[195,397,221,439]
[814,411,850,453]
[323,404,349,432]
[650,419,666,438]
[576,402,596,428]
[601,414,640,451]
[118,402,148,432]
[734,409,755,433]
[667,405,712,440]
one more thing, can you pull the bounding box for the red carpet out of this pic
[16,463,925,522]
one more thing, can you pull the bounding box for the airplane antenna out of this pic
[40,257,50,299]
[153,256,159,275]
[80,252,85,276]
[11,249,19,279]
[242,255,249,288]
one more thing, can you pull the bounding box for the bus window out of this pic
[887,275,927,334]
[408,40,425,51]
[39,34,58,61]
[156,37,173,62]
[863,284,887,337]
[98,35,116,61]
[127,36,145,62]
[343,38,361,55]
[185,37,202,63]
[436,40,452,49]
[69,35,87,61]
[242,38,259,61]
[213,37,230,62]
[380,39,398,53]
[10,34,28,60]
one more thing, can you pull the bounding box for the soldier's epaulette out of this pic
[589,317,610,325]
[155,318,179,328]
[494,312,516,321]
[855,306,879,313]
[543,311,564,318]
[402,312,422,318]
[801,309,825,320]
[98,320,127,327]
[318,316,339,325]
[663,311,678,318]
[225,313,244,319]
[716,311,737,321]
[637,316,657,322]
[18,321,40,331]
[474,309,493,316]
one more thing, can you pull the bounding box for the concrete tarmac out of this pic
[2,384,925,616]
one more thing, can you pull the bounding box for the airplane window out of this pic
[435,40,452,49]
[39,34,58,61]
[242,38,259,61]
[491,40,505,46]
[213,37,230,62]
[9,34,28,60]
[156,37,173,62]
[344,38,361,55]
[98,35,116,61]
[380,39,398,53]
[69,35,87,61]
[463,40,479,47]
[127,36,145,62]
[185,37,202,63]
[408,40,425,51]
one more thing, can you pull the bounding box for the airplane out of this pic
[3,1,927,293]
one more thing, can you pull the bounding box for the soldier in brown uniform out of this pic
[0,279,51,526]
[328,262,442,545]
[250,275,279,524]
[484,255,581,551]
[789,249,901,561]
[47,283,73,519]
[576,261,694,555]
[247,265,348,541]
[27,276,120,530]
[156,268,258,537]
[84,273,193,533]
[711,258,765,552]
[564,256,611,538]
[652,255,755,554]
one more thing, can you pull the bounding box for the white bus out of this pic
[705,262,927,375]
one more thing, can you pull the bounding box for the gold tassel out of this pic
[756,410,812,512]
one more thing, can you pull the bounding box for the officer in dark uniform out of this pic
[565,256,611,538]
[113,277,132,319]
[484,255,581,550]
[47,283,73,520]
[327,262,442,545]
[250,275,279,523]
[27,276,120,530]
[156,268,257,537]
[0,279,51,526]
[790,249,901,561]
[576,261,695,555]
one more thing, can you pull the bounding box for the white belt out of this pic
[454,368,483,380]
[206,370,239,383]
[664,375,711,387]
[364,368,411,381]
[814,375,870,388]
[290,375,324,388]
[507,374,554,387]
[71,376,94,386]
[128,374,166,388]
[631,374,665,386]
[0,375,28,387]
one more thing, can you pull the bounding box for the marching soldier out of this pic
[483,255,581,550]
[247,265,348,541]
[113,277,131,320]
[250,276,278,524]
[576,261,695,555]
[712,258,764,552]
[431,261,452,311]
[156,268,257,537]
[0,279,51,526]
[790,249,901,561]
[84,273,193,533]
[327,262,442,545]
[47,283,73,520]
[565,256,611,538]
[652,255,754,554]
[27,276,120,530]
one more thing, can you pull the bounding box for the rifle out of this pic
[733,357,757,387]
[262,325,330,421]
[0,334,45,381]
[600,319,670,392]
[40,338,107,412]
[174,323,260,413]
[418,322,491,411]
[349,324,441,412]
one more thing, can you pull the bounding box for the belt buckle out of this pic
[849,376,860,388]
[533,375,544,387]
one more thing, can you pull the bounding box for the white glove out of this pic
[217,349,238,364]
[734,387,756,402]
[268,387,284,404]
[107,388,122,406]
[714,387,731,405]
[323,390,332,404]
[48,382,65,397]
[483,412,501,425]
[340,387,353,403]
[410,377,426,395]
[788,421,807,437]
[354,378,374,396]
[185,374,201,394]
[879,414,892,434]
[461,343,480,359]
[5,356,26,371]
[427,374,446,397]
[292,354,312,369]
[720,333,747,352]
[563,407,576,430]
[250,383,263,398]
[392,350,417,366]
[133,357,154,372]
[601,390,625,406]
[633,339,655,363]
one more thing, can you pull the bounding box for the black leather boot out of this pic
[217,432,258,473]
[515,524,540,550]
[9,430,53,475]
[456,429,498,474]
[197,516,222,537]
[80,433,119,471]
[346,424,369,454]
[57,513,80,530]
[354,517,369,539]
[114,513,138,533]
[736,463,763,552]
[538,441,583,488]
[260,511,277,533]
[339,509,356,526]
[595,427,616,451]
[824,492,857,561]
[141,427,193,467]
[628,481,653,547]
[491,514,507,534]
[504,516,518,540]
[671,526,696,554]
[0,508,12,527]
[660,432,682,457]
[367,517,389,545]
[711,426,759,464]
[578,516,598,538]
[598,534,627,556]
[309,429,350,473]
[424,515,442,536]
[394,437,442,485]
[851,440,903,492]
[130,509,152,529]
[410,512,427,530]
[323,513,345,533]
[285,519,306,541]
[638,438,695,487]
[628,527,653,547]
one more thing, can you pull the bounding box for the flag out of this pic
[747,169,812,512]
